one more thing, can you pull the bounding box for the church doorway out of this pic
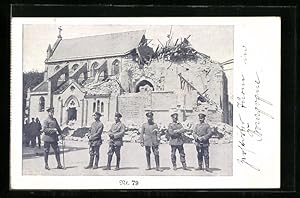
[67,107,77,121]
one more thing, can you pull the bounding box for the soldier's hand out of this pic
[198,137,204,142]
[152,129,158,133]
[140,142,144,147]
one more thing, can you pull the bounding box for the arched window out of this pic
[97,100,100,112]
[39,96,45,112]
[112,59,120,75]
[91,62,99,77]
[72,64,79,71]
[93,102,96,112]
[101,102,104,113]
[54,65,60,71]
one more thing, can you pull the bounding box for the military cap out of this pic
[93,112,102,117]
[171,112,178,117]
[146,111,154,117]
[115,112,122,118]
[46,107,54,112]
[198,113,206,118]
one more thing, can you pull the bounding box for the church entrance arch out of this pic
[135,79,154,93]
[64,95,80,123]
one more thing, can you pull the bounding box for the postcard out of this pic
[10,17,280,189]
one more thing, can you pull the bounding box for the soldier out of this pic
[84,112,104,169]
[140,111,162,171]
[42,107,64,170]
[193,113,213,172]
[167,112,188,170]
[35,117,42,149]
[103,112,125,171]
[29,118,38,148]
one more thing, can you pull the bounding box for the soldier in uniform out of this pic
[84,112,104,169]
[193,113,213,172]
[103,112,125,171]
[42,107,64,170]
[167,112,188,170]
[140,111,162,171]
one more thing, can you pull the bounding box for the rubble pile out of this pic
[153,37,210,64]
[86,77,121,95]
[209,122,233,144]
[71,127,90,138]
[64,121,232,144]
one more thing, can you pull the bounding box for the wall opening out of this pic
[39,96,45,112]
[135,80,154,93]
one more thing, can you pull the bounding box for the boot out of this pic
[195,161,203,170]
[155,155,162,172]
[85,155,94,169]
[205,159,212,172]
[44,153,50,170]
[55,153,64,169]
[182,162,188,170]
[172,163,177,171]
[103,155,112,170]
[145,154,151,170]
[114,157,120,171]
[93,155,99,169]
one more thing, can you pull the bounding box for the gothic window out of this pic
[54,65,60,71]
[72,64,79,71]
[91,62,99,77]
[112,59,120,75]
[93,102,96,112]
[97,100,100,112]
[101,102,104,113]
[39,96,45,112]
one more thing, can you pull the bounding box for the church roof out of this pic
[31,81,48,93]
[53,79,85,94]
[47,30,146,62]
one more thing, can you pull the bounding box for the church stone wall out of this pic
[28,93,49,124]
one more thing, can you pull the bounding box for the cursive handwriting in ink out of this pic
[237,74,246,109]
[242,45,247,65]
[236,114,260,171]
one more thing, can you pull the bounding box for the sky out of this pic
[23,24,233,100]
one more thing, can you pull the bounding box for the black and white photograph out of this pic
[11,17,280,189]
[22,24,233,176]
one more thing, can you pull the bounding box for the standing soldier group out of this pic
[38,107,213,172]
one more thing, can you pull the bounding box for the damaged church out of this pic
[26,29,232,130]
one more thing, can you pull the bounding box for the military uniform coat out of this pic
[140,122,160,146]
[42,116,62,142]
[88,120,104,146]
[192,122,213,147]
[108,121,125,146]
[168,122,186,146]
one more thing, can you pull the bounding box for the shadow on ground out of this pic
[22,146,87,159]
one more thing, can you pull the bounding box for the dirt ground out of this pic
[22,140,232,176]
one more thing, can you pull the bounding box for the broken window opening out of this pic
[135,80,154,93]
[197,95,207,105]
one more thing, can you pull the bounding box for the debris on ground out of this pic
[71,127,90,138]
[66,120,232,144]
